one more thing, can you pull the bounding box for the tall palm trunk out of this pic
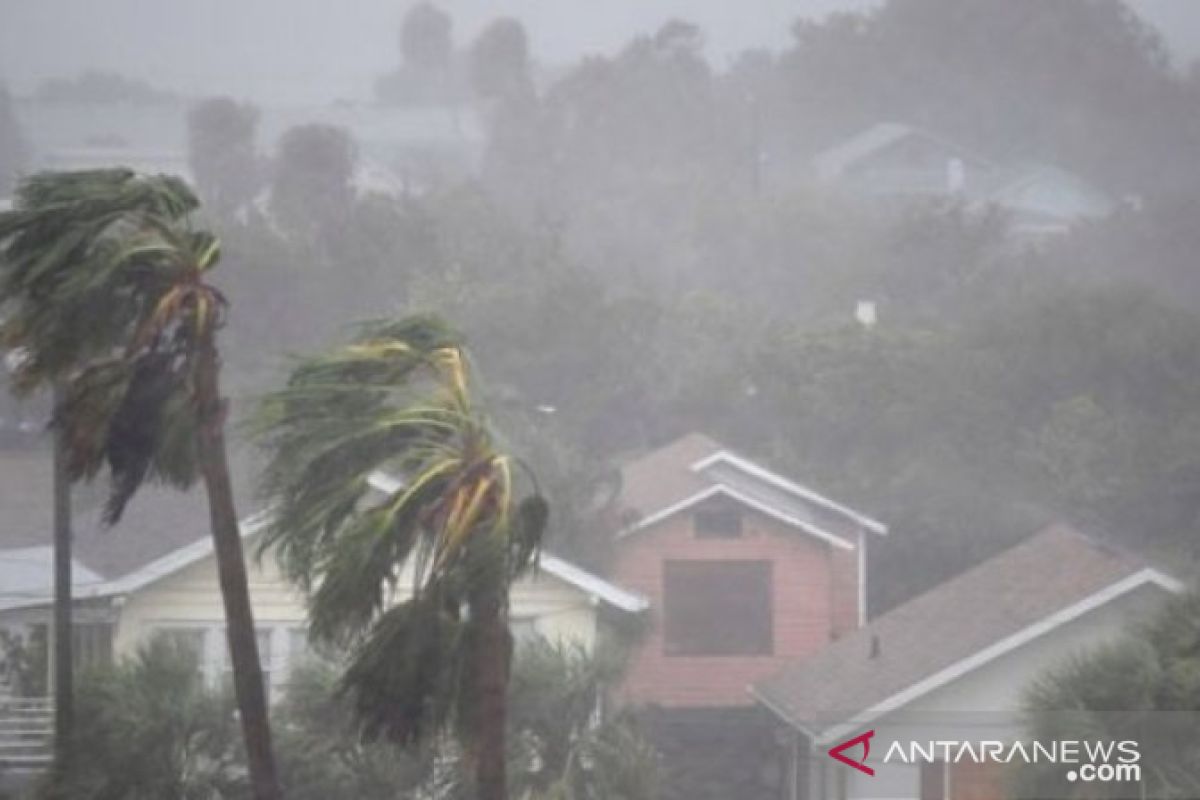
[194,336,281,800]
[51,384,73,767]
[472,588,512,800]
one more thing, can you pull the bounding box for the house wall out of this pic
[612,508,861,708]
[111,543,602,696]
[820,584,1169,800]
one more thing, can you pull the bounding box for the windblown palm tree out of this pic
[0,168,282,800]
[254,315,547,800]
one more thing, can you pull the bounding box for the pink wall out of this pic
[611,507,862,707]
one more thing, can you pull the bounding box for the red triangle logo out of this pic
[828,730,876,776]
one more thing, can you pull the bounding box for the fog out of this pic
[3,0,1198,103]
[4,2,1200,799]
[0,0,875,102]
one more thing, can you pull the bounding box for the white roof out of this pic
[537,553,649,613]
[367,471,646,613]
[813,122,915,181]
[692,451,887,535]
[0,546,105,612]
[14,475,647,618]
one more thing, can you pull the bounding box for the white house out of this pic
[751,525,1180,800]
[0,447,647,698]
[812,122,1115,237]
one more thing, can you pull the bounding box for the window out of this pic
[288,628,311,668]
[662,560,772,656]
[510,617,539,646]
[694,506,743,538]
[154,627,205,670]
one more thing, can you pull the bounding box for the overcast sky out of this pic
[1,0,1196,105]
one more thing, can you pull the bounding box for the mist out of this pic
[5,0,1199,104]
[4,2,1200,799]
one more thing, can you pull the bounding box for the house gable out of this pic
[616,434,885,551]
[609,434,878,707]
[751,525,1181,743]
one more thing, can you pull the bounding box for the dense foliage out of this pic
[183,0,1200,612]
[37,638,246,800]
[1021,592,1200,798]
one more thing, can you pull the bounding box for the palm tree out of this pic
[0,168,196,765]
[254,315,548,800]
[0,168,282,800]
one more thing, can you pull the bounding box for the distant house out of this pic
[813,122,998,199]
[15,98,484,197]
[813,122,1114,236]
[751,525,1179,800]
[0,448,647,699]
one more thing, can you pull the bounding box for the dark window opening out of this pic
[663,560,772,656]
[694,506,743,538]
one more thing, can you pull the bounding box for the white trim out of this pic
[857,528,867,628]
[367,469,647,614]
[60,504,648,618]
[747,682,817,739]
[815,568,1183,744]
[620,483,855,551]
[691,451,887,535]
[81,510,273,599]
[538,553,650,613]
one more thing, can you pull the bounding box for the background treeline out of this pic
[8,0,1200,612]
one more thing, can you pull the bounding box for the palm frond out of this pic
[0,169,231,523]
[255,315,549,752]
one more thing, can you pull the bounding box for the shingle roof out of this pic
[0,443,255,581]
[751,525,1178,741]
[614,433,885,542]
[616,432,723,524]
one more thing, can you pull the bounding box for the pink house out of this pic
[606,433,887,708]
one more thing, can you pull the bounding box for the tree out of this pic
[504,639,660,800]
[269,124,356,247]
[274,663,435,800]
[779,0,1197,192]
[401,2,453,73]
[1021,591,1200,798]
[41,636,246,800]
[254,315,548,800]
[0,169,282,800]
[376,3,460,106]
[0,82,28,198]
[469,18,532,101]
[187,96,261,218]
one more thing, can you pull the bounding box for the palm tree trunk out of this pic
[194,337,282,800]
[473,590,511,800]
[51,383,73,768]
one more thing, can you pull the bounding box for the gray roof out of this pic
[812,122,996,182]
[0,546,104,611]
[0,443,255,582]
[752,525,1174,740]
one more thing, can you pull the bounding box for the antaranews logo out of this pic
[828,730,876,776]
[827,730,1141,785]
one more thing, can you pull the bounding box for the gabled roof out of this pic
[615,433,885,547]
[0,546,104,612]
[365,470,647,614]
[0,444,260,582]
[813,122,995,182]
[751,525,1181,743]
[537,554,649,613]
